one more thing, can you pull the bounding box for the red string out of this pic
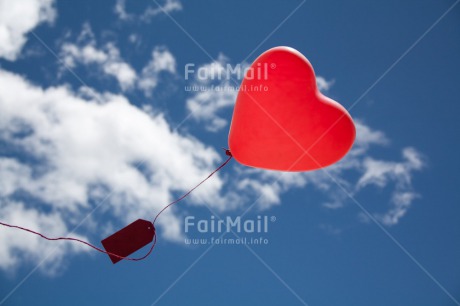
[0,151,233,262]
[0,221,157,262]
[153,150,233,225]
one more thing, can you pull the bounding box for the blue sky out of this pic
[0,0,459,305]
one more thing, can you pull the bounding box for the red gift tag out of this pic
[101,219,155,264]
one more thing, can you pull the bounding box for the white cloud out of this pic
[316,76,334,91]
[60,26,176,95]
[138,47,176,97]
[0,199,88,274]
[380,191,419,226]
[353,119,389,151]
[142,0,182,21]
[60,25,137,91]
[0,0,55,61]
[128,33,140,44]
[114,0,182,22]
[356,147,424,225]
[114,0,131,21]
[0,68,227,271]
[357,147,423,189]
[186,89,237,132]
[185,55,242,132]
[237,178,282,210]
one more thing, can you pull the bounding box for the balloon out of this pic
[228,46,356,172]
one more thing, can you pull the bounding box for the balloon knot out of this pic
[224,149,232,157]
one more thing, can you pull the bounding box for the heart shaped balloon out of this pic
[228,46,355,172]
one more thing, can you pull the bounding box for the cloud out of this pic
[0,0,56,61]
[356,147,424,225]
[0,199,88,275]
[185,55,243,132]
[114,0,182,22]
[357,148,423,189]
[0,68,227,271]
[353,119,389,148]
[316,76,334,91]
[186,89,237,132]
[237,178,282,210]
[380,191,419,226]
[60,24,137,91]
[138,47,176,97]
[114,0,131,21]
[60,25,176,95]
[141,0,182,21]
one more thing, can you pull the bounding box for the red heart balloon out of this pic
[228,46,355,172]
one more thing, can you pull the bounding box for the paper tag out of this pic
[101,219,155,264]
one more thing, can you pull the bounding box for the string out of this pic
[153,150,233,225]
[0,150,233,262]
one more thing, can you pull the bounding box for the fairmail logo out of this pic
[184,215,275,233]
[184,62,273,81]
